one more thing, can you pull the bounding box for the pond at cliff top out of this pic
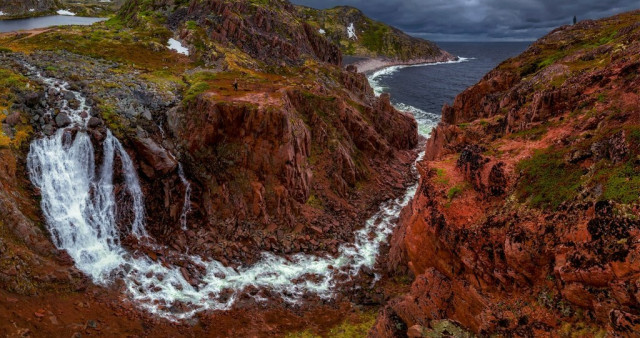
[24,42,531,321]
[0,16,106,33]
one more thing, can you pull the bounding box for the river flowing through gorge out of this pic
[23,63,428,320]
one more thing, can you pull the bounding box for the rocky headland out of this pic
[296,5,456,73]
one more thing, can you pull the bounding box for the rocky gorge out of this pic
[1,0,639,337]
[374,9,640,337]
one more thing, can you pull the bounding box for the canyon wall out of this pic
[375,10,640,336]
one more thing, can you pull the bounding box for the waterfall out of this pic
[28,129,144,281]
[25,64,422,320]
[177,163,192,230]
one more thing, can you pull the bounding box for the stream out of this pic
[24,64,427,319]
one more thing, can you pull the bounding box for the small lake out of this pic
[0,16,106,33]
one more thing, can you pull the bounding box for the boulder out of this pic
[133,137,178,175]
[55,113,72,128]
[87,117,103,128]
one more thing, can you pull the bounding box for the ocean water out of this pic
[367,42,532,135]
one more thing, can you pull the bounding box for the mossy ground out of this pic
[285,310,377,338]
[516,148,585,209]
[0,68,35,148]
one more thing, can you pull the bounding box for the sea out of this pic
[367,42,532,136]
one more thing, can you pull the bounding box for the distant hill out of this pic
[0,0,124,18]
[296,6,448,62]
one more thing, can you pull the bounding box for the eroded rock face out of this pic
[161,74,418,263]
[378,10,640,336]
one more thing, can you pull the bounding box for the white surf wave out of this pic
[392,102,440,137]
[368,57,473,97]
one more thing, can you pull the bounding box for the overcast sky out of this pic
[291,0,639,41]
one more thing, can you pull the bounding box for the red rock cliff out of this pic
[153,68,419,263]
[375,10,640,336]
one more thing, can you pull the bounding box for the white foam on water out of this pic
[392,102,439,137]
[167,38,189,56]
[25,63,424,320]
[57,9,76,16]
[177,163,192,231]
[368,57,473,97]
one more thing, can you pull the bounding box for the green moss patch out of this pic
[516,148,585,209]
[596,160,640,204]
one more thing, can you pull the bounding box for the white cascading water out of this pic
[177,163,192,230]
[26,63,425,320]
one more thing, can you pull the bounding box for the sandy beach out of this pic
[348,51,458,74]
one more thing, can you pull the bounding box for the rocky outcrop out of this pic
[377,9,640,336]
[160,69,418,263]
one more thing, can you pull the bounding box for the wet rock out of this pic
[87,117,103,128]
[133,137,178,175]
[68,99,80,110]
[63,91,75,101]
[55,113,72,127]
[42,124,55,136]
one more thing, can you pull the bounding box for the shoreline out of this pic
[348,51,458,74]
[0,27,50,39]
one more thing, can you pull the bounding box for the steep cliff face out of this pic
[297,6,450,63]
[105,0,420,262]
[155,70,417,262]
[377,10,640,336]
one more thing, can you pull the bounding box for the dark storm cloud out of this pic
[291,0,640,41]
